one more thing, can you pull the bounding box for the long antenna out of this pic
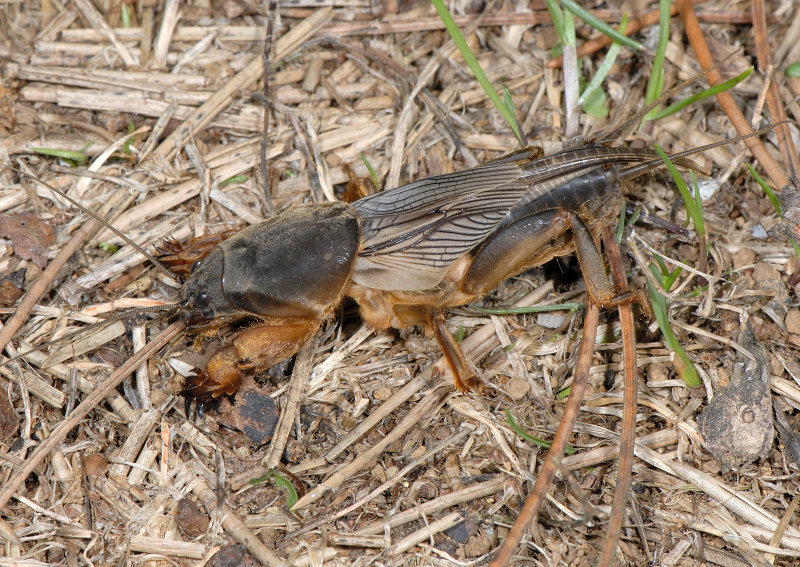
[13,168,180,283]
[43,303,182,348]
[617,123,784,183]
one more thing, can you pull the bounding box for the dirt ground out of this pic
[1,0,800,565]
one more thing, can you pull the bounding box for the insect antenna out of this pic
[1,168,187,370]
[593,55,737,145]
[617,122,786,183]
[0,303,182,371]
[13,168,180,284]
[51,303,182,345]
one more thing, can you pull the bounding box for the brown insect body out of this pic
[170,144,700,405]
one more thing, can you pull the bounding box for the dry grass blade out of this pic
[0,321,183,511]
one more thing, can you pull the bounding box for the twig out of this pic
[750,0,800,183]
[677,0,790,192]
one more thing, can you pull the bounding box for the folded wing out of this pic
[351,162,528,291]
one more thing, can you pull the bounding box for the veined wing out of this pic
[515,145,704,205]
[350,145,700,292]
[351,162,527,291]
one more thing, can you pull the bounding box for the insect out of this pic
[2,87,774,567]
[155,141,711,409]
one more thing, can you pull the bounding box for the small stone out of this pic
[83,454,108,477]
[371,464,386,482]
[284,439,305,464]
[445,518,476,544]
[149,388,168,407]
[769,354,783,377]
[505,376,529,401]
[752,262,781,283]
[731,247,756,270]
[373,387,393,401]
[432,426,451,440]
[234,389,279,446]
[647,362,669,383]
[445,453,461,481]
[465,533,492,557]
[416,481,437,500]
[0,393,18,441]
[678,243,698,262]
[786,310,800,335]
[536,313,565,328]
[208,545,259,567]
[176,498,209,538]
[717,368,730,388]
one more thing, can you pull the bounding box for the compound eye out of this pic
[194,292,210,309]
[190,260,202,273]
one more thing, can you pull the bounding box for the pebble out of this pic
[786,310,800,335]
[731,247,756,270]
[752,261,781,283]
[465,534,492,557]
[505,376,529,401]
[647,362,669,383]
[769,354,784,377]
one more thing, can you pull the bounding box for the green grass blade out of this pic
[32,147,89,167]
[560,0,643,50]
[747,163,781,214]
[654,144,705,239]
[647,279,701,387]
[615,203,626,243]
[644,0,670,119]
[544,0,565,39]
[121,2,132,27]
[432,0,522,143]
[577,13,628,118]
[651,67,753,121]
[219,174,248,188]
[359,152,379,191]
[505,410,576,454]
[747,162,800,257]
[250,470,299,508]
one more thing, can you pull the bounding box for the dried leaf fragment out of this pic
[176,497,210,538]
[0,213,55,269]
[0,385,18,441]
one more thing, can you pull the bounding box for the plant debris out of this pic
[699,324,774,470]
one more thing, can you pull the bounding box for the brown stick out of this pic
[750,0,800,183]
[596,227,638,565]
[677,0,790,192]
[0,321,184,512]
[489,302,600,567]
